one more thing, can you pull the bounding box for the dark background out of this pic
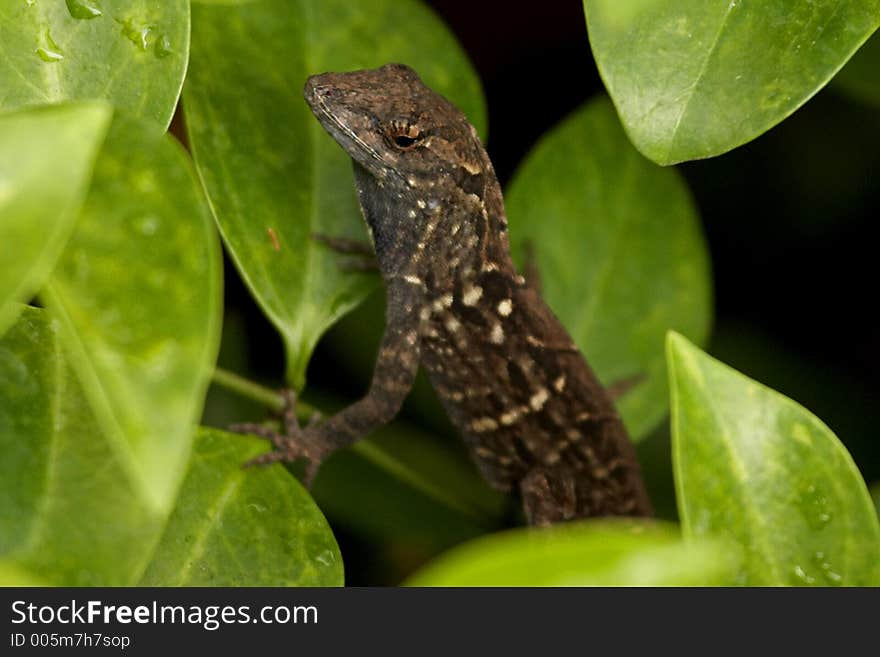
[210,1,879,584]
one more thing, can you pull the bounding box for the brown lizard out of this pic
[237,63,652,525]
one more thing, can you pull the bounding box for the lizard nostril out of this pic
[306,82,334,100]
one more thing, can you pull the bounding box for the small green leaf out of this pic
[139,427,343,586]
[584,1,880,164]
[405,520,737,586]
[184,0,485,388]
[506,98,711,440]
[0,102,110,336]
[0,309,338,586]
[0,307,163,586]
[0,0,189,129]
[43,114,222,513]
[667,332,880,586]
[834,31,880,106]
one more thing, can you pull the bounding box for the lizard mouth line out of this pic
[312,95,399,178]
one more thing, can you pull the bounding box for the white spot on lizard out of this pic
[490,323,505,344]
[530,387,550,411]
[462,285,483,306]
[432,293,453,311]
[471,417,498,433]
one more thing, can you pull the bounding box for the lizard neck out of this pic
[352,158,514,283]
[352,162,425,275]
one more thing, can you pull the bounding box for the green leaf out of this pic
[0,309,340,586]
[406,520,737,586]
[834,31,880,106]
[139,427,343,586]
[506,98,711,440]
[0,0,189,129]
[0,102,110,336]
[0,307,164,586]
[184,0,486,388]
[584,1,880,164]
[667,332,880,586]
[43,114,222,513]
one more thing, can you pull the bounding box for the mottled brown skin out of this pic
[246,63,652,524]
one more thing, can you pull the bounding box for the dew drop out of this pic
[65,0,101,20]
[800,484,832,530]
[812,552,843,585]
[792,565,816,585]
[36,29,63,63]
[119,18,152,51]
[314,549,335,567]
[154,33,172,59]
[36,48,63,63]
[137,215,160,236]
[823,569,843,584]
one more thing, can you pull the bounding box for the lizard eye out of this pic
[387,122,424,150]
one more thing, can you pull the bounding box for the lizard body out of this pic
[255,63,651,524]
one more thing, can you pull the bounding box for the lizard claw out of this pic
[230,388,328,487]
[241,435,327,487]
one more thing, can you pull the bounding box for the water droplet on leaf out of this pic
[119,18,152,51]
[36,29,64,63]
[65,0,101,19]
[137,215,160,236]
[36,48,63,63]
[314,549,335,567]
[800,484,832,530]
[811,552,843,585]
[792,565,816,585]
[154,34,172,59]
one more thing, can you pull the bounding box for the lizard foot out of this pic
[229,389,328,486]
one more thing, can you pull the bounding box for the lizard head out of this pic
[304,63,487,193]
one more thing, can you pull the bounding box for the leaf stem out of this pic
[211,367,286,411]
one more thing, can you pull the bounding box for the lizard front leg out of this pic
[244,279,424,484]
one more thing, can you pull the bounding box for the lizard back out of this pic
[419,266,652,519]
